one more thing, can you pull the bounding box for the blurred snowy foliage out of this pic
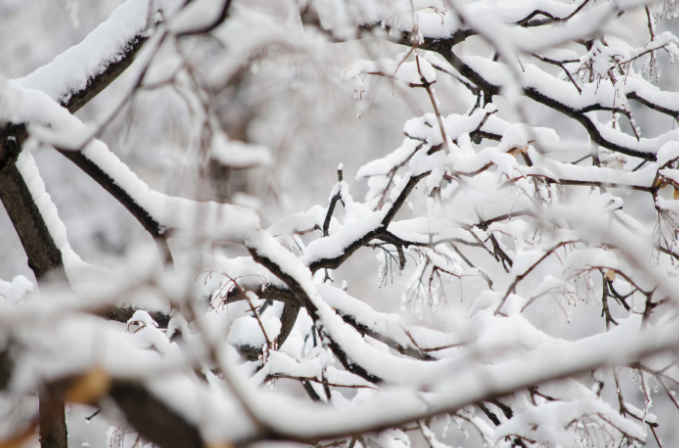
[3,1,679,448]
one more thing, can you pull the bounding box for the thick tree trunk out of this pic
[1,127,68,448]
[0,165,63,279]
[38,391,68,448]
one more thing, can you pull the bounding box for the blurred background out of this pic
[3,1,679,446]
[0,0,470,307]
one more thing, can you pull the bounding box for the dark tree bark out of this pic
[0,125,68,448]
[38,391,68,448]
[110,383,203,448]
[0,25,151,448]
[0,163,63,279]
[63,37,147,114]
[59,34,169,239]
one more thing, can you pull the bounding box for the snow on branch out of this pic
[6,1,679,448]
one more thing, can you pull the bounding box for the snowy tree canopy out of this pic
[4,0,679,447]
